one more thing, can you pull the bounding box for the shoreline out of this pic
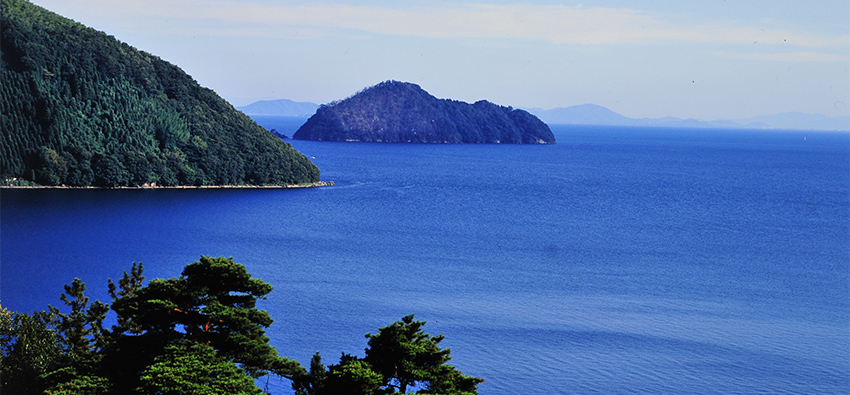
[0,181,334,190]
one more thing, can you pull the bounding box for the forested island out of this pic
[0,0,320,187]
[0,257,483,395]
[293,81,556,144]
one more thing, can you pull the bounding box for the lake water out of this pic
[2,121,848,394]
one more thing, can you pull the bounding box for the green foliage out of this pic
[324,355,383,395]
[49,278,110,358]
[364,314,483,394]
[41,279,111,394]
[424,364,485,395]
[1,258,301,394]
[107,262,145,335]
[294,80,555,144]
[44,374,111,395]
[1,260,485,395]
[0,0,320,186]
[137,340,263,395]
[293,352,329,395]
[110,256,302,380]
[0,306,62,394]
[303,315,484,395]
[364,314,450,393]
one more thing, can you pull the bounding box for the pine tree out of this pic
[107,262,145,335]
[365,314,445,393]
[0,306,63,394]
[48,278,109,358]
[293,352,329,395]
[1,0,321,187]
[137,340,263,395]
[110,256,304,379]
[316,315,484,395]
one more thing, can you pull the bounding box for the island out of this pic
[293,81,556,144]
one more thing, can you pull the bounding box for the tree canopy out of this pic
[137,340,263,395]
[0,0,320,186]
[0,257,305,394]
[0,257,484,395]
[110,256,302,379]
[294,315,484,395]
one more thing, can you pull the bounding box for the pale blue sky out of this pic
[31,0,850,120]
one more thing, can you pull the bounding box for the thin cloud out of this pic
[49,0,848,48]
[714,51,848,62]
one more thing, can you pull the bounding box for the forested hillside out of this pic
[293,81,555,144]
[0,0,320,187]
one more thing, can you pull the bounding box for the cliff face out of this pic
[293,81,555,144]
[0,0,320,186]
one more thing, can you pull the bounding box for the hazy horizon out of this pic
[30,0,850,121]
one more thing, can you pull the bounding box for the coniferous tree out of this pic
[109,256,304,381]
[0,306,62,395]
[323,354,383,395]
[293,352,330,395]
[107,261,145,335]
[43,279,112,395]
[1,0,321,186]
[1,260,485,394]
[137,339,263,395]
[314,315,484,395]
[43,375,111,395]
[48,278,109,359]
[363,314,482,394]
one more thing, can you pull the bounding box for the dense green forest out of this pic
[0,257,483,394]
[293,80,556,144]
[0,0,320,187]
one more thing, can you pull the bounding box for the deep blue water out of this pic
[2,122,849,394]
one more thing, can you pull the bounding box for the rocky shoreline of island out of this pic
[0,181,334,189]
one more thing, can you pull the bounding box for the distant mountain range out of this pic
[525,104,849,131]
[238,99,849,132]
[237,99,320,117]
[735,112,850,132]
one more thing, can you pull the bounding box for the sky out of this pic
[29,0,850,120]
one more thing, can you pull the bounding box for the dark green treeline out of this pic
[0,0,320,186]
[0,257,484,395]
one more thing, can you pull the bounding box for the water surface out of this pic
[3,124,848,394]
